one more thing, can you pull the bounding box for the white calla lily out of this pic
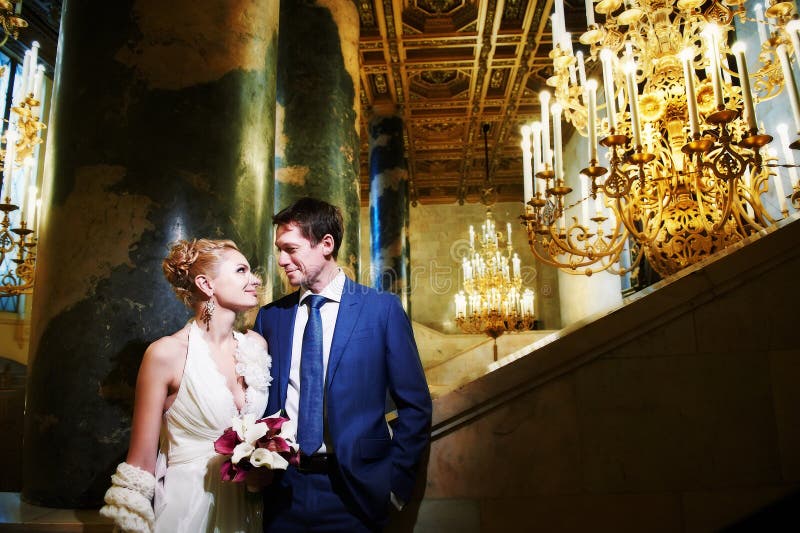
[249,448,271,467]
[268,454,289,470]
[231,413,268,445]
[249,448,273,468]
[250,448,289,470]
[231,442,255,464]
[280,419,297,442]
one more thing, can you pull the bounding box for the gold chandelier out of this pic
[1,41,46,297]
[0,0,27,47]
[454,124,535,359]
[520,0,800,279]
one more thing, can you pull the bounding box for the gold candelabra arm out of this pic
[524,208,630,276]
[527,234,625,277]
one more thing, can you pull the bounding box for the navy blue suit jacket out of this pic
[253,277,432,523]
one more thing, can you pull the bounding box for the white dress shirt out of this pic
[284,269,345,454]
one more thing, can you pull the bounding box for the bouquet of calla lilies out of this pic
[214,412,300,482]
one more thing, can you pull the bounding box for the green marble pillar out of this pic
[22,0,279,507]
[273,0,360,296]
[368,114,410,311]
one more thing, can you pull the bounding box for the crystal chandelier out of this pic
[520,0,799,279]
[454,124,535,359]
[1,41,46,297]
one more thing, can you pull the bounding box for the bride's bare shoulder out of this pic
[144,324,191,365]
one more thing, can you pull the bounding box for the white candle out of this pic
[680,49,700,137]
[755,4,768,45]
[563,33,574,56]
[777,123,800,188]
[512,253,520,278]
[576,51,587,89]
[586,79,599,162]
[540,91,552,167]
[585,0,595,27]
[27,41,40,96]
[731,43,757,132]
[20,50,31,98]
[455,291,466,317]
[777,44,800,133]
[721,55,731,85]
[773,166,788,215]
[704,24,724,110]
[3,130,17,200]
[32,65,45,103]
[532,121,542,180]
[17,163,28,217]
[469,225,475,248]
[521,125,533,203]
[552,102,564,183]
[595,188,605,218]
[26,185,37,228]
[506,222,512,243]
[35,197,41,233]
[625,60,642,147]
[555,0,567,39]
[600,48,617,131]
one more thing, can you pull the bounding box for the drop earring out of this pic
[202,298,215,329]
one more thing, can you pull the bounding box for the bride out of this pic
[101,239,270,532]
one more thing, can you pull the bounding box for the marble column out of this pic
[273,0,360,296]
[368,114,410,311]
[22,0,279,507]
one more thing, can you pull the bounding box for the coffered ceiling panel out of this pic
[357,0,567,206]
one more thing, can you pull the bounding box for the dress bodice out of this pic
[161,321,271,466]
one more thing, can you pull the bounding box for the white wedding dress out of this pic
[153,321,270,533]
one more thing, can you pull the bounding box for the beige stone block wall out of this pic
[360,203,562,333]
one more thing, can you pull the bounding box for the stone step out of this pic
[0,493,112,532]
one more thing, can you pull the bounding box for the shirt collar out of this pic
[299,268,345,305]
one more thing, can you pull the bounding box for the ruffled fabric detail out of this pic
[233,331,272,416]
[100,462,156,533]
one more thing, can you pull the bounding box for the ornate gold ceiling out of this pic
[22,0,587,208]
[357,0,584,206]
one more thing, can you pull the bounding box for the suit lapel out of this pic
[326,278,364,388]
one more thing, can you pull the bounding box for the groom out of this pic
[254,197,432,531]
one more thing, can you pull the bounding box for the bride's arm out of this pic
[126,336,183,474]
[100,336,183,533]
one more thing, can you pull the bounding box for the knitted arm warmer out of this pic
[99,462,156,533]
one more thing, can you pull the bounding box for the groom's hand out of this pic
[245,468,275,492]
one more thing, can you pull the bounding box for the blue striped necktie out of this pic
[298,294,327,454]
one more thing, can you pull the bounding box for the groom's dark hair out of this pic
[273,197,344,259]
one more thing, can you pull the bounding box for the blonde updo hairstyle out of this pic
[162,238,240,308]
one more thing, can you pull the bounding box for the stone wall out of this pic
[360,202,562,333]
[400,216,800,532]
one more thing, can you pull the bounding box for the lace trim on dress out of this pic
[233,331,271,415]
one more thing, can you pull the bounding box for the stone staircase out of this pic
[413,323,556,399]
[412,214,800,532]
